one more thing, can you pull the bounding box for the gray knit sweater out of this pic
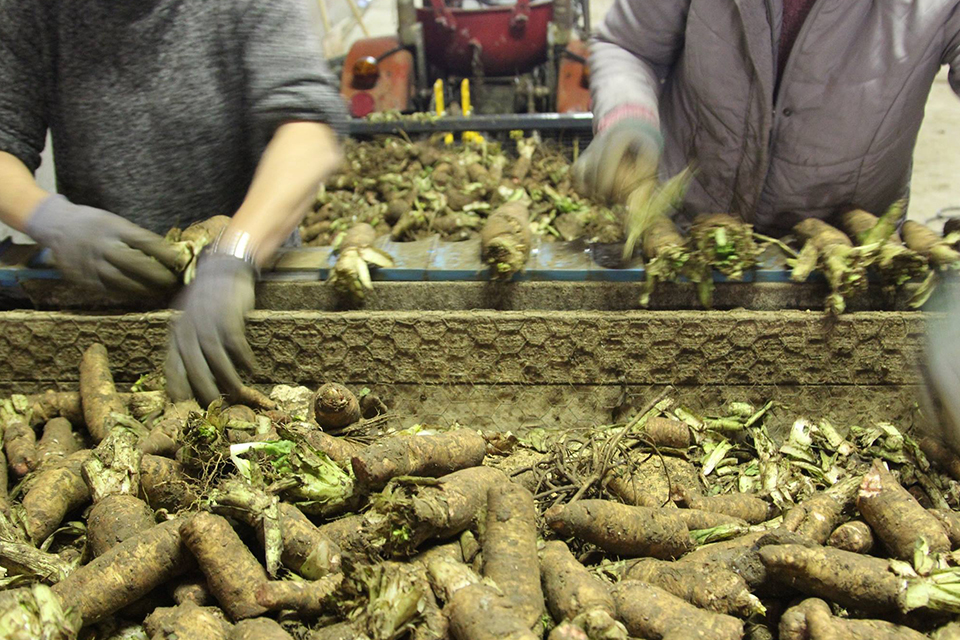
[0,0,348,234]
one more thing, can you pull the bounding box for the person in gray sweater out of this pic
[0,0,347,406]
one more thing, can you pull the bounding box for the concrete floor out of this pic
[910,69,960,224]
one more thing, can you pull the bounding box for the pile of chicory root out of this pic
[299,136,958,310]
[6,350,960,639]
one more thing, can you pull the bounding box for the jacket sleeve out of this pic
[0,0,47,173]
[237,0,349,148]
[947,5,960,96]
[589,0,690,129]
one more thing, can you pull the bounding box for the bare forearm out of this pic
[229,122,342,266]
[0,152,49,232]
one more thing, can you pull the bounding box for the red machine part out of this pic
[556,38,591,114]
[417,0,554,76]
[340,36,414,118]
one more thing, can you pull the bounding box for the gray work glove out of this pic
[25,195,180,296]
[572,118,663,204]
[165,252,256,407]
[922,286,960,454]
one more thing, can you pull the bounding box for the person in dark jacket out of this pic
[0,0,348,406]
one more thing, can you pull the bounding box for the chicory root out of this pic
[22,449,92,544]
[144,602,232,640]
[544,500,694,559]
[351,428,486,490]
[169,573,215,606]
[672,508,747,531]
[827,520,875,554]
[255,574,342,616]
[481,482,543,631]
[480,201,532,279]
[690,212,761,280]
[541,541,626,640]
[180,512,269,621]
[606,455,701,507]
[282,422,362,464]
[79,343,127,442]
[791,217,872,314]
[640,416,693,449]
[52,518,194,625]
[0,584,81,640]
[782,475,861,544]
[903,220,960,270]
[613,580,744,640]
[930,509,960,548]
[679,492,776,525]
[231,617,294,640]
[36,417,82,469]
[25,389,166,427]
[779,597,927,640]
[446,583,540,640]
[623,557,763,617]
[2,401,36,477]
[327,223,394,300]
[857,459,950,560]
[313,383,361,431]
[87,493,156,557]
[140,454,199,513]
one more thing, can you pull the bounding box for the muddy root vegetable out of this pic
[280,422,362,464]
[623,557,763,617]
[690,213,761,280]
[447,584,540,640]
[639,213,708,307]
[606,455,701,507]
[22,449,92,544]
[372,466,508,556]
[352,428,486,490]
[140,454,200,513]
[673,508,747,531]
[231,618,294,640]
[82,419,145,502]
[934,621,960,640]
[544,500,694,559]
[613,580,744,640]
[679,492,776,525]
[930,509,960,548]
[0,584,81,640]
[791,218,872,314]
[144,602,232,640]
[25,390,166,427]
[2,401,36,477]
[481,201,532,279]
[36,417,82,469]
[313,383,361,432]
[827,520,875,554]
[903,220,960,269]
[481,482,543,631]
[0,540,77,583]
[52,518,194,625]
[255,574,342,617]
[919,437,960,483]
[857,459,950,560]
[327,223,394,300]
[759,543,901,616]
[779,597,927,640]
[79,343,127,442]
[639,416,693,449]
[841,206,929,301]
[782,475,861,544]
[180,512,269,621]
[169,573,215,606]
[541,541,626,640]
[87,494,156,557]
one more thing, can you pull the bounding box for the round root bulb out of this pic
[140,454,200,513]
[169,572,215,607]
[313,383,361,432]
[827,520,875,554]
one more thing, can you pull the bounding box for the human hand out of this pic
[572,116,663,204]
[25,195,180,296]
[165,253,256,406]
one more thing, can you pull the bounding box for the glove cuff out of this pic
[597,104,659,133]
[24,194,69,245]
[196,250,259,282]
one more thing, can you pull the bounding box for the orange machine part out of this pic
[341,36,414,117]
[556,39,591,114]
